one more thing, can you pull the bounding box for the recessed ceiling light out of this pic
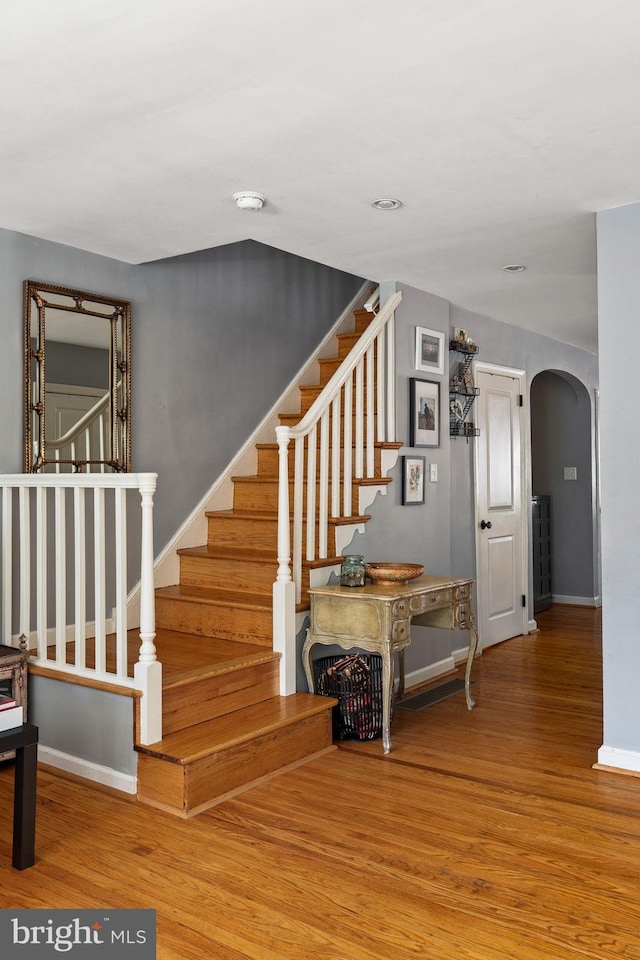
[502,264,527,273]
[371,198,403,211]
[233,191,266,211]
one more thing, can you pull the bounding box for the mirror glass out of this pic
[24,281,131,472]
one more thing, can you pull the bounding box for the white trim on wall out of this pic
[596,745,640,776]
[552,595,600,607]
[38,745,137,794]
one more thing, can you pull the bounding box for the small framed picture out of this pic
[402,456,426,505]
[415,326,445,376]
[410,378,441,448]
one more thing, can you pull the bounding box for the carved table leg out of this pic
[301,630,315,694]
[464,617,478,710]
[381,646,394,754]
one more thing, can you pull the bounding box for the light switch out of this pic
[429,463,438,482]
[564,467,577,481]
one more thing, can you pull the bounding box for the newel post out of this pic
[273,426,296,695]
[134,472,162,745]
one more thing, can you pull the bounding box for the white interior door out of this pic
[474,364,527,648]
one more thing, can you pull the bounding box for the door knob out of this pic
[480,520,492,530]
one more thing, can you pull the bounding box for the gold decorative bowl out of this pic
[365,562,424,585]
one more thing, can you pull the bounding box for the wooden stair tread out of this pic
[177,544,276,561]
[231,474,392,486]
[136,694,336,764]
[163,650,280,691]
[205,508,373,525]
[156,584,273,609]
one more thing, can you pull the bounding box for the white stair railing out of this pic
[0,472,162,745]
[273,289,402,695]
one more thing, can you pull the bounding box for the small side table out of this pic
[0,723,38,869]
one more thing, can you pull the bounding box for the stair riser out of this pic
[180,555,309,594]
[233,478,383,512]
[354,309,374,334]
[206,515,340,554]
[299,382,379,414]
[155,595,273,645]
[136,712,333,815]
[163,660,279,735]
[257,445,383,478]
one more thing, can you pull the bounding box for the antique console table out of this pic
[302,575,478,754]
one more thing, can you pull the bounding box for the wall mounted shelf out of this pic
[449,339,480,440]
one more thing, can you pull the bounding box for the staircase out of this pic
[135,304,401,817]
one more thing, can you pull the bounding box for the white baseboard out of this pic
[13,619,115,648]
[528,619,538,633]
[596,745,640,775]
[552,594,599,607]
[38,745,137,795]
[401,655,457,691]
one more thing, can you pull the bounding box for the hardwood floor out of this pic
[3,604,640,959]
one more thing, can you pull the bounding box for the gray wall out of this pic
[0,230,364,553]
[596,200,640,756]
[530,370,594,601]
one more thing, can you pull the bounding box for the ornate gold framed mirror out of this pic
[24,280,131,473]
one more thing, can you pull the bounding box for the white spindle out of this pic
[36,488,47,660]
[115,487,128,678]
[305,423,317,561]
[93,487,106,673]
[275,426,293,584]
[19,487,30,640]
[331,394,341,518]
[2,487,12,645]
[73,486,86,668]
[343,375,353,516]
[366,343,375,477]
[355,358,364,479]
[318,410,329,558]
[293,436,304,603]
[55,486,66,664]
[387,308,396,441]
[376,326,386,442]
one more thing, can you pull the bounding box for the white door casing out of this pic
[473,362,528,649]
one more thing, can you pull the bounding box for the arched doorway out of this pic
[530,370,599,611]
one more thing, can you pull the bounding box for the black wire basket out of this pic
[313,653,390,741]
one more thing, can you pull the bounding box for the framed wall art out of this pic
[402,455,426,505]
[410,378,441,448]
[415,326,445,376]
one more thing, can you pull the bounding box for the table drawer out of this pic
[454,582,472,602]
[454,601,472,627]
[392,618,410,645]
[410,589,452,615]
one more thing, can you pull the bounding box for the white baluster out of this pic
[18,488,30,642]
[376,326,386,442]
[366,343,375,477]
[55,486,66,664]
[331,394,341,518]
[318,410,329,559]
[74,486,86,669]
[93,486,106,673]
[343,376,353,516]
[355,358,364,479]
[386,309,396,441]
[36,487,47,660]
[293,436,304,604]
[305,423,317,561]
[114,486,128,678]
[275,426,292,584]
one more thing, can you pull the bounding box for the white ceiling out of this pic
[3,1,640,354]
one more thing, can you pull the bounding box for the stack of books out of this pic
[0,693,23,732]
